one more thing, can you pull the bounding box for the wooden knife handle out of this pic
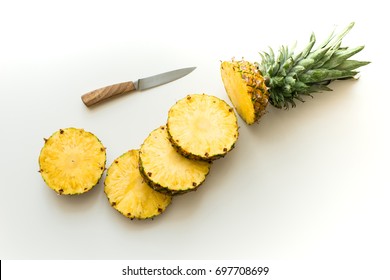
[81,81,136,107]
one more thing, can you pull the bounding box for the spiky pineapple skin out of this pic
[221,60,269,124]
[139,125,211,195]
[167,94,239,161]
[104,149,172,220]
[38,127,106,195]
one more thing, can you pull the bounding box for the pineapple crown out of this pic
[256,22,370,109]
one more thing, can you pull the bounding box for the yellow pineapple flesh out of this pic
[38,128,106,195]
[104,149,172,219]
[221,60,269,125]
[167,94,239,161]
[139,125,211,195]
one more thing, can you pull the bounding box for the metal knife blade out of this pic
[81,66,196,107]
[135,67,196,91]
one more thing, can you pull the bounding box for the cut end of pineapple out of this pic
[38,128,106,195]
[220,60,269,125]
[139,126,211,195]
[167,94,239,161]
[104,150,172,220]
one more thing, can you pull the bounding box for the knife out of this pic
[81,66,196,107]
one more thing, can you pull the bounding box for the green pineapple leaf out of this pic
[259,22,370,109]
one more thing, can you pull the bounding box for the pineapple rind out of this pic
[38,127,106,195]
[167,94,239,160]
[104,150,172,220]
[139,126,211,195]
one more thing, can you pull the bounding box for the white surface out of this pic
[1,0,388,267]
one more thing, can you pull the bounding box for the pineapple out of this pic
[221,60,269,124]
[139,125,211,195]
[167,94,239,161]
[104,150,171,220]
[38,128,106,195]
[221,22,370,124]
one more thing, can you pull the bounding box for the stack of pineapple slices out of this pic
[106,94,238,219]
[39,94,239,220]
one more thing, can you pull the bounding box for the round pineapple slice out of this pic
[39,127,106,195]
[139,126,211,195]
[167,94,239,161]
[104,150,171,220]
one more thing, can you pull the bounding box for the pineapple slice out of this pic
[139,126,211,195]
[167,94,239,161]
[104,150,171,220]
[38,128,106,195]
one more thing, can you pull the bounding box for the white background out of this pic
[1,0,388,275]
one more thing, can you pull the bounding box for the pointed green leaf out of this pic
[290,65,305,75]
[307,46,332,67]
[293,81,309,91]
[300,69,358,83]
[334,60,370,70]
[317,28,336,49]
[297,58,315,68]
[322,46,365,69]
[294,32,316,61]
